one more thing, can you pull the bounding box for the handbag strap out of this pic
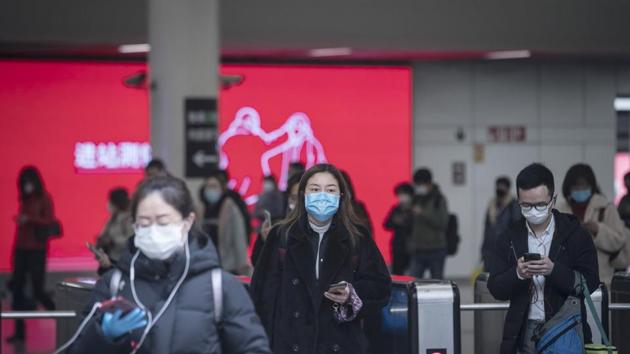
[575,272,612,354]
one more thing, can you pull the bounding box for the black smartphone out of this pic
[86,242,107,259]
[523,252,542,262]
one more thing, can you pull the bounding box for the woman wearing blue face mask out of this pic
[65,176,270,354]
[250,164,391,354]
[557,163,626,286]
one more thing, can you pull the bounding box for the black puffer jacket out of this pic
[250,217,391,354]
[486,210,599,354]
[68,231,271,354]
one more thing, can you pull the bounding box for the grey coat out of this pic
[68,231,270,354]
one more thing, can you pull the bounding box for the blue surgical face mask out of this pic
[305,192,340,222]
[571,188,592,203]
[204,188,222,204]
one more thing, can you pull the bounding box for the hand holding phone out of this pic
[523,253,541,262]
[328,281,348,293]
[86,242,107,260]
[99,296,138,316]
[325,281,350,304]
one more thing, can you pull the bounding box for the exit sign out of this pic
[427,349,447,354]
[487,125,526,143]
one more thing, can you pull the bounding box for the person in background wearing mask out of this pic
[407,168,449,279]
[144,158,169,178]
[556,163,626,286]
[251,172,303,266]
[617,171,630,227]
[7,166,58,343]
[67,176,270,354]
[218,169,254,238]
[250,164,391,354]
[200,170,251,275]
[254,175,285,229]
[384,182,414,275]
[481,176,522,269]
[93,187,133,275]
[487,163,599,354]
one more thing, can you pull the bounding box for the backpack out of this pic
[446,214,460,256]
[431,194,460,256]
[109,267,223,326]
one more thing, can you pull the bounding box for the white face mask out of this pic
[415,185,429,196]
[262,181,275,193]
[24,183,34,194]
[134,223,187,260]
[521,205,551,225]
[398,194,412,206]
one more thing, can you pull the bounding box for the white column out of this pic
[148,0,220,179]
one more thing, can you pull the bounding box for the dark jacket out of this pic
[408,186,449,252]
[384,204,413,274]
[250,217,391,354]
[68,231,270,354]
[14,192,55,251]
[482,197,522,266]
[486,210,599,354]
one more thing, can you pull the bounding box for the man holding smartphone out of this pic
[486,163,599,354]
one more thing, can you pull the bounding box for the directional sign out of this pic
[185,98,218,177]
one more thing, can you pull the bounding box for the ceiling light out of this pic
[615,97,630,111]
[485,50,531,60]
[309,47,352,57]
[118,43,151,54]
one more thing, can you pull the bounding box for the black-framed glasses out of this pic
[519,195,556,212]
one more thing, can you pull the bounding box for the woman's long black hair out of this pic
[17,166,45,201]
[561,163,602,202]
[276,163,366,247]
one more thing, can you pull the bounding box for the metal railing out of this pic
[1,303,629,320]
[461,303,630,311]
[1,311,77,319]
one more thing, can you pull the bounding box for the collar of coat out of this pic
[508,210,581,262]
[286,215,352,308]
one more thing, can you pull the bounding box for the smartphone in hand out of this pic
[86,242,106,259]
[99,296,137,315]
[523,252,541,262]
[328,281,348,293]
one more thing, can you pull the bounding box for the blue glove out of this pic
[101,308,147,341]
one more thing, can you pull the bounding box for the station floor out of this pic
[1,275,476,354]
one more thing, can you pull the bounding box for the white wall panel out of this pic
[585,67,616,128]
[585,144,616,198]
[539,64,584,127]
[473,62,538,126]
[414,63,473,127]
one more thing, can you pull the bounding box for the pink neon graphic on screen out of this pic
[0,62,410,271]
[219,107,327,200]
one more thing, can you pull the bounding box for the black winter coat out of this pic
[250,217,391,354]
[486,210,600,354]
[68,231,271,354]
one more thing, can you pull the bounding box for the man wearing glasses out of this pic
[486,163,599,354]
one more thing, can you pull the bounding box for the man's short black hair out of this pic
[496,176,511,189]
[394,182,414,196]
[413,168,432,185]
[145,158,166,172]
[516,163,555,197]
